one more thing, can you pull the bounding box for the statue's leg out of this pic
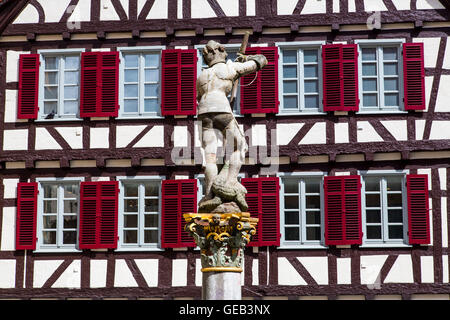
[201,123,218,199]
[223,120,248,185]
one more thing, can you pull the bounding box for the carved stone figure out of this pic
[197,40,268,213]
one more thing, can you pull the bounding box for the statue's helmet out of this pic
[202,40,228,67]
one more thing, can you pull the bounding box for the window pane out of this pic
[64,200,77,213]
[306,195,320,209]
[44,184,58,198]
[144,230,158,243]
[283,96,298,109]
[365,194,380,207]
[145,54,159,68]
[304,95,319,109]
[64,101,78,114]
[388,209,403,223]
[387,193,402,207]
[64,86,79,99]
[284,196,299,209]
[124,84,138,98]
[145,84,158,97]
[145,69,159,82]
[362,63,377,76]
[64,184,79,198]
[125,184,138,197]
[388,225,403,239]
[363,93,377,107]
[306,211,320,224]
[304,80,318,93]
[285,227,299,241]
[64,71,79,85]
[44,101,57,114]
[145,214,158,228]
[44,87,58,99]
[283,66,297,78]
[283,80,297,93]
[124,214,138,228]
[43,231,56,244]
[384,93,399,106]
[124,230,137,243]
[124,199,138,212]
[283,179,298,194]
[43,216,57,229]
[45,57,58,70]
[366,209,381,223]
[124,54,138,68]
[386,177,402,191]
[383,47,398,60]
[384,63,398,76]
[65,56,80,69]
[145,199,158,212]
[145,183,159,196]
[303,50,318,63]
[304,65,317,78]
[306,227,321,241]
[367,226,381,239]
[362,48,376,61]
[63,231,76,244]
[282,50,297,63]
[284,211,299,225]
[44,200,57,213]
[124,99,138,113]
[144,99,158,112]
[305,180,320,193]
[365,178,380,191]
[125,69,138,82]
[63,215,77,228]
[363,79,377,91]
[45,72,58,85]
[384,78,398,91]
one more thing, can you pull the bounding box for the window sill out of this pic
[359,243,412,248]
[278,111,327,116]
[278,244,328,250]
[33,248,81,253]
[356,110,407,115]
[114,247,164,252]
[116,115,165,120]
[35,118,83,122]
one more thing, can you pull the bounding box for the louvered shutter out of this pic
[16,182,38,250]
[161,179,197,248]
[80,52,119,117]
[242,177,280,246]
[403,43,425,110]
[18,54,39,119]
[322,44,359,111]
[79,181,119,249]
[407,174,430,244]
[240,47,279,114]
[161,49,197,116]
[324,176,362,245]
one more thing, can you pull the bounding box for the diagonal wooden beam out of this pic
[292,0,306,15]
[137,0,155,20]
[206,0,226,17]
[286,256,318,286]
[438,0,450,11]
[59,0,80,23]
[42,260,73,288]
[111,0,128,21]
[125,259,149,288]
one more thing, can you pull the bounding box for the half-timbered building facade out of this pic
[0,0,450,300]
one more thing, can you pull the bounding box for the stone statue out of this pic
[196,40,268,213]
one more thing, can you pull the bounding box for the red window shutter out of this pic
[407,174,430,244]
[79,181,119,249]
[324,176,362,246]
[161,49,197,116]
[240,47,279,114]
[80,52,119,117]
[242,177,280,247]
[161,179,197,248]
[403,43,425,110]
[18,54,39,119]
[16,182,38,250]
[322,44,359,112]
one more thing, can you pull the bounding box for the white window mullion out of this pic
[139,54,145,115]
[138,183,145,247]
[381,177,389,242]
[298,49,304,112]
[57,184,64,248]
[378,46,385,110]
[300,179,306,244]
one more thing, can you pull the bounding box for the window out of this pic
[279,44,323,113]
[39,52,82,119]
[36,179,82,251]
[280,176,324,247]
[362,174,408,245]
[118,178,161,249]
[119,47,163,117]
[357,41,404,111]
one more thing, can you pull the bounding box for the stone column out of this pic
[183,212,258,300]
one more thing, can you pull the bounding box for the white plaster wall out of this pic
[443,255,449,283]
[173,126,188,147]
[299,122,326,144]
[134,259,159,287]
[443,37,450,69]
[380,120,407,141]
[302,0,326,14]
[114,259,138,287]
[384,255,414,283]
[441,197,448,248]
[252,124,267,146]
[413,37,440,68]
[177,0,183,19]
[420,256,434,283]
[252,258,259,286]
[423,76,433,112]
[3,178,19,199]
[52,260,81,288]
[147,0,168,19]
[360,255,388,285]
[415,119,426,140]
[429,121,450,140]
[438,168,447,190]
[0,260,16,288]
[7,50,30,83]
[134,125,164,147]
[336,257,351,284]
[276,123,303,145]
[100,0,120,21]
[37,0,71,23]
[33,260,64,288]
[172,259,187,287]
[13,4,39,24]
[297,257,328,285]
[416,0,445,9]
[435,75,450,112]
[4,90,21,123]
[68,0,91,22]
[0,207,16,251]
[3,129,28,150]
[246,0,256,15]
[335,122,349,144]
[277,257,306,285]
[90,260,108,288]
[90,127,109,148]
[356,121,383,143]
[191,0,216,18]
[418,168,432,190]
[348,0,356,12]
[216,0,238,16]
[35,128,62,150]
[364,0,387,11]
[116,125,146,148]
[195,259,202,286]
[55,127,83,149]
[392,0,410,10]
[332,0,339,12]
[277,0,297,15]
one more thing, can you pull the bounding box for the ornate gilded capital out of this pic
[183,212,258,272]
